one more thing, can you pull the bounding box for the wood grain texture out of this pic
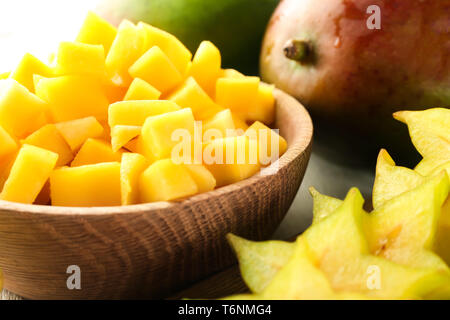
[0,89,313,299]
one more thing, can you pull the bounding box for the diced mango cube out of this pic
[55,116,104,151]
[32,74,45,90]
[55,42,106,77]
[98,121,111,141]
[103,81,127,103]
[129,46,183,94]
[0,144,58,204]
[141,108,195,160]
[111,125,141,152]
[139,159,198,202]
[21,124,73,166]
[220,68,245,79]
[124,78,161,101]
[216,76,260,116]
[189,41,221,97]
[9,53,53,92]
[232,113,249,132]
[71,138,122,167]
[35,75,109,122]
[126,136,153,162]
[203,109,236,141]
[183,61,192,78]
[245,121,287,166]
[123,137,139,153]
[0,124,18,158]
[247,83,276,125]
[138,22,192,75]
[34,180,50,205]
[120,153,148,205]
[105,20,146,86]
[47,52,55,65]
[0,152,17,190]
[203,135,260,187]
[108,100,180,127]
[0,72,10,80]
[76,11,117,54]
[50,162,121,206]
[185,164,216,193]
[0,79,47,138]
[168,77,224,120]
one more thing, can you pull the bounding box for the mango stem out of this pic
[283,39,313,64]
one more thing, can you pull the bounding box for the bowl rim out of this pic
[0,88,313,215]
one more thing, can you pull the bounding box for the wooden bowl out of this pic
[0,89,313,299]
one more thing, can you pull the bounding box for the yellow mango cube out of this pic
[185,164,216,193]
[245,121,287,166]
[203,109,236,141]
[71,138,122,167]
[129,46,183,94]
[0,72,10,80]
[9,53,53,92]
[220,68,245,79]
[138,22,192,75]
[103,81,127,103]
[183,61,192,78]
[139,159,198,202]
[99,121,111,141]
[120,153,148,205]
[247,83,276,125]
[0,152,17,190]
[141,108,195,160]
[232,113,249,132]
[55,116,104,151]
[0,125,18,158]
[168,77,224,120]
[111,125,141,152]
[105,20,146,86]
[35,75,109,122]
[216,76,260,116]
[47,52,55,64]
[0,79,47,138]
[32,74,45,90]
[108,100,180,127]
[34,180,50,205]
[50,162,121,206]
[127,136,154,162]
[55,42,106,77]
[0,144,58,204]
[21,124,73,166]
[123,137,140,153]
[124,78,161,101]
[203,135,260,187]
[76,11,117,54]
[189,41,221,97]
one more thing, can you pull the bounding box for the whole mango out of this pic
[261,0,450,165]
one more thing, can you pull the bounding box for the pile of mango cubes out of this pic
[0,12,287,207]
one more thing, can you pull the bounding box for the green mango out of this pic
[96,0,279,75]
